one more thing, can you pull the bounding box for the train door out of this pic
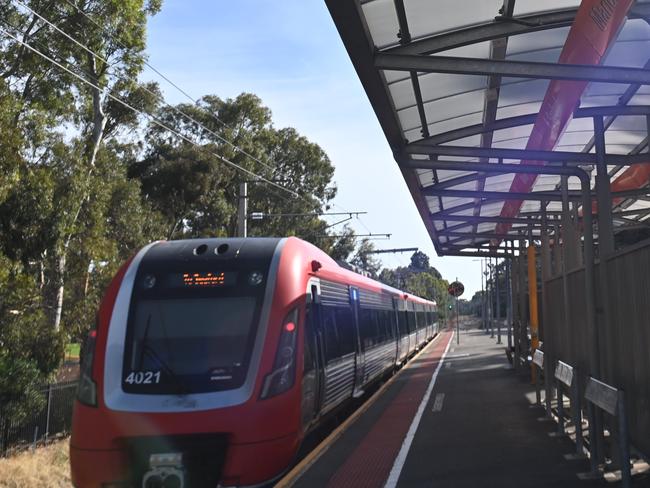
[407,304,417,356]
[413,305,420,347]
[392,297,401,364]
[318,280,359,414]
[397,299,409,363]
[349,287,366,397]
[302,281,324,429]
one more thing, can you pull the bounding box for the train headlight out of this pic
[260,308,298,399]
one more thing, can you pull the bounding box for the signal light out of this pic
[284,322,296,332]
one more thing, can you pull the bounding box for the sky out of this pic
[143,0,484,297]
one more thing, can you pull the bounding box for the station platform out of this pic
[278,321,625,488]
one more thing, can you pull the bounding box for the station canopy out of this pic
[326,0,650,256]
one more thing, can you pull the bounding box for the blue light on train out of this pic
[350,288,358,301]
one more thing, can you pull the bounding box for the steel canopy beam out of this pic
[574,105,650,118]
[384,9,579,56]
[425,188,568,201]
[417,113,538,146]
[383,4,650,56]
[402,144,649,165]
[422,187,650,202]
[431,214,540,225]
[375,53,650,85]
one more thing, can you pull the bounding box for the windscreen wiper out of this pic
[142,345,191,396]
[137,313,190,396]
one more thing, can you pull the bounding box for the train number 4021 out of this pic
[124,371,161,384]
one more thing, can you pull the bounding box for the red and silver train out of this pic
[70,237,438,488]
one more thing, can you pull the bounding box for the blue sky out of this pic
[143,0,483,297]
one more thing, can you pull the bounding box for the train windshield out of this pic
[122,271,266,394]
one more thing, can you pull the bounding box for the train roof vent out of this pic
[215,243,229,255]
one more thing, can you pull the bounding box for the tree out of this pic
[131,93,343,247]
[350,239,382,277]
[409,250,429,272]
[0,0,162,330]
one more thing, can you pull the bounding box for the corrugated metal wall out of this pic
[543,241,650,457]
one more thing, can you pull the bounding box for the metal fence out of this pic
[0,380,78,456]
[543,239,650,458]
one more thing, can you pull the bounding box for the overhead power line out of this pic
[12,0,277,174]
[0,25,301,199]
[316,233,392,240]
[24,0,382,239]
[366,247,419,254]
[53,0,376,236]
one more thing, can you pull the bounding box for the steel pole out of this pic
[496,257,502,344]
[506,242,513,351]
[480,259,486,330]
[456,296,460,345]
[237,182,248,238]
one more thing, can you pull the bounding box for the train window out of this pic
[334,306,356,356]
[321,306,340,361]
[322,305,355,360]
[361,308,388,347]
[407,311,416,332]
[398,310,408,335]
[358,308,373,348]
[123,296,258,394]
[387,310,397,339]
[377,310,389,341]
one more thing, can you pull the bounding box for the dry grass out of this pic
[0,439,72,488]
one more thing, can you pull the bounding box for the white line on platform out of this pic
[384,331,453,488]
[431,393,445,412]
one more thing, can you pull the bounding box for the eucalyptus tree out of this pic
[0,0,162,330]
[132,93,352,259]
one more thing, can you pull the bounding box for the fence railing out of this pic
[0,380,78,456]
[543,239,650,460]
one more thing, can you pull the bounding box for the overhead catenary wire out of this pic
[51,0,382,239]
[11,0,277,174]
[19,0,388,241]
[5,4,384,241]
[0,25,302,199]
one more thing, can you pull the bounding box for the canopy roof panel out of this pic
[327,0,650,256]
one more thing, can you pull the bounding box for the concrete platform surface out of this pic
[285,322,643,487]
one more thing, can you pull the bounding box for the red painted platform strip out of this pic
[325,331,453,488]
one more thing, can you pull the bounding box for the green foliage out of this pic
[350,239,382,278]
[0,1,363,426]
[378,251,452,318]
[0,254,65,423]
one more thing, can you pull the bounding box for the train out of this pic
[70,237,439,488]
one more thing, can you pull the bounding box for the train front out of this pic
[70,237,305,488]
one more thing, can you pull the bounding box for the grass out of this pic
[0,439,72,488]
[65,343,80,360]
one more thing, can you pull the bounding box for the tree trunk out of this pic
[50,54,107,330]
[52,251,66,332]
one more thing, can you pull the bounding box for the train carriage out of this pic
[70,237,437,488]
